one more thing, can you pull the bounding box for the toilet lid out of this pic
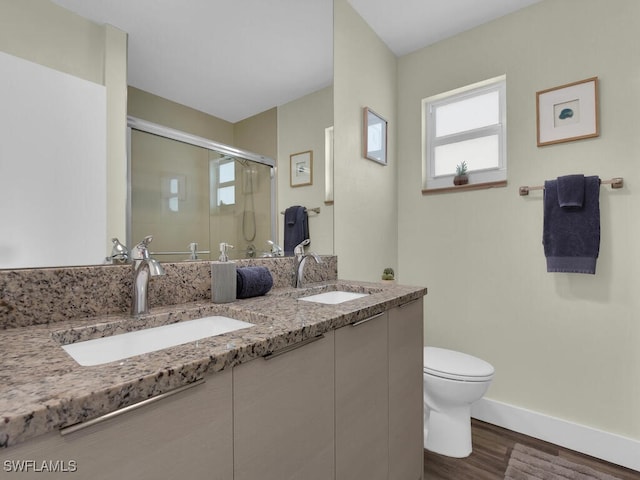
[423,347,494,382]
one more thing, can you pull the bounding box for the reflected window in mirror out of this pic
[212,157,237,207]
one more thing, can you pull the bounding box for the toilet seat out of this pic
[423,347,494,382]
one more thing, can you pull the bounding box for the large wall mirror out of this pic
[0,1,334,270]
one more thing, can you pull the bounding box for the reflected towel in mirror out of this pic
[284,206,309,255]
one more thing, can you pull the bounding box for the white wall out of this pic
[0,51,106,268]
[278,87,334,255]
[0,0,128,258]
[397,0,640,441]
[334,0,397,281]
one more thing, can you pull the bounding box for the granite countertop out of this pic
[0,279,426,449]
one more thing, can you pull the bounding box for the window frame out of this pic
[422,75,507,191]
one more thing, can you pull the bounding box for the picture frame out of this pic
[536,77,599,147]
[363,107,388,165]
[290,150,313,187]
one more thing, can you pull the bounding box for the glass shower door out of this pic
[129,127,275,261]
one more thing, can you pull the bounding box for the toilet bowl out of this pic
[423,346,494,458]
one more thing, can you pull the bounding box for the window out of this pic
[423,75,506,191]
[211,157,236,208]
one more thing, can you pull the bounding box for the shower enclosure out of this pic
[128,117,276,261]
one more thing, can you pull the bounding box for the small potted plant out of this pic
[453,161,469,185]
[381,267,395,283]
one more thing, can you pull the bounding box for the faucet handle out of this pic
[131,235,154,260]
[267,240,283,256]
[293,239,310,257]
[139,235,154,247]
[108,237,129,264]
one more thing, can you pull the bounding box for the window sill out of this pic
[422,180,507,195]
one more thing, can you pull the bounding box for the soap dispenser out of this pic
[211,242,236,303]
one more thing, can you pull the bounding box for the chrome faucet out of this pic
[188,242,199,260]
[262,240,284,258]
[106,237,129,264]
[293,239,321,288]
[131,235,165,315]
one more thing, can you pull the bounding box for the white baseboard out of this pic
[471,398,640,473]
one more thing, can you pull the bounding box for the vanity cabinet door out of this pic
[335,312,389,480]
[1,369,233,480]
[233,331,335,480]
[389,298,424,480]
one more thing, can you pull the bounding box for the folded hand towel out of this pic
[236,266,273,299]
[284,206,309,255]
[542,175,600,274]
[557,174,585,208]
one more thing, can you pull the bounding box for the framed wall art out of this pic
[363,107,387,165]
[536,77,599,147]
[290,150,313,187]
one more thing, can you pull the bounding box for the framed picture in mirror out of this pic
[363,107,387,165]
[290,150,313,187]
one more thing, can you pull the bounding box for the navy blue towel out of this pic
[236,266,273,299]
[542,175,600,274]
[557,174,585,208]
[283,205,309,255]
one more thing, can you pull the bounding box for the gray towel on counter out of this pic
[236,266,273,299]
[542,175,600,274]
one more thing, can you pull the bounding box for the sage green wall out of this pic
[278,86,334,255]
[128,88,279,159]
[334,0,397,281]
[104,25,128,253]
[234,107,277,161]
[397,0,640,439]
[128,86,235,146]
[0,0,104,83]
[0,0,128,253]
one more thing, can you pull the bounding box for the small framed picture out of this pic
[536,77,599,146]
[363,107,388,165]
[290,150,313,187]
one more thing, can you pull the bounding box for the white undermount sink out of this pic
[62,316,254,366]
[299,291,369,305]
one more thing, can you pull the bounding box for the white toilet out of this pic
[423,346,495,458]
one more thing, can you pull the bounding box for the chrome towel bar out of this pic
[279,206,321,215]
[519,177,623,196]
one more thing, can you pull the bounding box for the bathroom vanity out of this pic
[0,258,426,480]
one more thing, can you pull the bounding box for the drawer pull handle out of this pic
[351,312,384,327]
[263,334,325,360]
[59,379,205,436]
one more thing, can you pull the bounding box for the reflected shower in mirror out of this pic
[128,118,276,261]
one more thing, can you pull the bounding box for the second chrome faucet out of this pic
[131,235,165,315]
[293,239,321,288]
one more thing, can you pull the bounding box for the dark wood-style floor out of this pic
[424,419,640,480]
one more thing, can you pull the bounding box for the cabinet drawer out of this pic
[335,312,389,480]
[233,332,335,480]
[2,370,233,480]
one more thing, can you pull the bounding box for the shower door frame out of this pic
[126,116,277,256]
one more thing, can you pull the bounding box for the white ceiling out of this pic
[51,0,541,123]
[350,0,542,57]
